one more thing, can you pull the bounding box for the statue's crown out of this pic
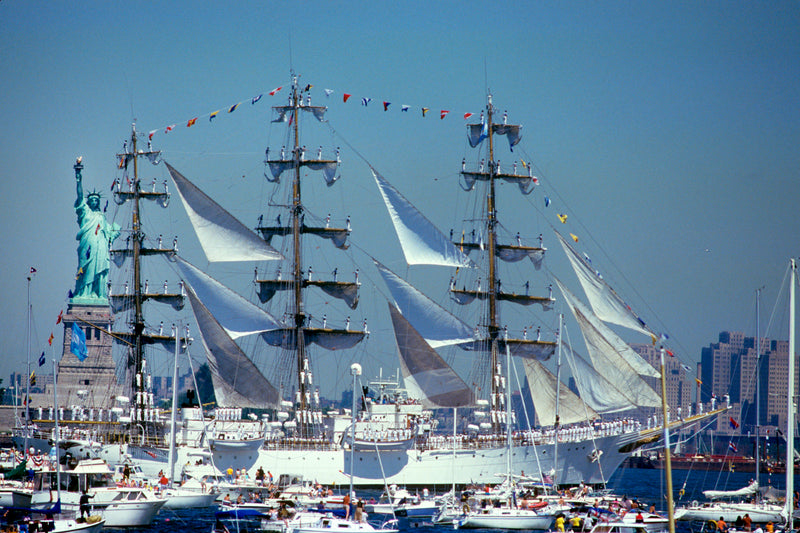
[87,189,102,200]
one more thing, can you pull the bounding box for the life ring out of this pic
[708,520,717,531]
[462,504,470,515]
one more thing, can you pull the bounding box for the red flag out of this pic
[187,117,197,127]
[383,101,390,111]
[343,93,351,103]
[48,333,54,346]
[463,113,474,120]
[56,310,63,324]
[165,124,175,133]
[268,86,282,96]
[666,349,674,357]
[440,110,450,120]
[148,130,157,140]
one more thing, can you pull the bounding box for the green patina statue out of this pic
[73,157,121,302]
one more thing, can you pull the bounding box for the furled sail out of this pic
[258,225,349,250]
[560,341,644,413]
[556,231,652,338]
[389,303,474,408]
[373,168,473,268]
[467,122,521,151]
[184,284,279,409]
[557,280,661,408]
[110,245,176,268]
[261,328,364,351]
[460,169,535,194]
[375,260,474,349]
[166,162,283,262]
[451,288,553,311]
[266,159,339,186]
[110,293,184,314]
[459,242,544,269]
[175,256,282,339]
[522,358,598,426]
[257,279,359,309]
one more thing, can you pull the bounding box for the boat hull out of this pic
[674,502,783,523]
[456,510,553,530]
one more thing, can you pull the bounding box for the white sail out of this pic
[522,358,598,426]
[373,168,474,268]
[557,278,660,379]
[175,256,282,339]
[183,283,279,409]
[556,279,661,408]
[388,303,474,408]
[556,231,653,338]
[166,162,283,262]
[561,341,644,413]
[375,260,474,348]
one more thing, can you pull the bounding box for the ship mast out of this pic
[130,125,146,426]
[289,77,311,438]
[485,94,503,433]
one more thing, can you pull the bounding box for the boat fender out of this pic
[462,504,470,515]
[708,520,717,530]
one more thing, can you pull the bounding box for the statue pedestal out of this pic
[54,302,122,408]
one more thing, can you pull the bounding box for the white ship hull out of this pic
[197,432,639,488]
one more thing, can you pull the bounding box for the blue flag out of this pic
[70,322,87,361]
[38,351,45,367]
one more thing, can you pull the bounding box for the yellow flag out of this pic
[557,213,567,224]
[570,233,579,242]
[695,378,702,385]
[520,160,527,169]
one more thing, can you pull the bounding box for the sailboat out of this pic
[674,261,797,525]
[373,91,725,489]
[46,75,725,491]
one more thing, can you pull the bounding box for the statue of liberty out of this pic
[73,157,121,302]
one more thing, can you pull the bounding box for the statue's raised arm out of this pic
[72,157,121,303]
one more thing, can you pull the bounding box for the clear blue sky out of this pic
[1,1,799,399]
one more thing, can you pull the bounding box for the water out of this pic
[105,469,799,533]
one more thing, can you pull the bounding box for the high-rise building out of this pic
[630,344,692,420]
[700,331,796,434]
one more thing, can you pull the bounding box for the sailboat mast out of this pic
[755,287,761,486]
[660,347,675,533]
[785,258,795,528]
[290,77,310,436]
[130,124,146,424]
[485,94,502,433]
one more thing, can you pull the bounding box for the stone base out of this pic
[50,302,123,408]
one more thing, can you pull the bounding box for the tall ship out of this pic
[33,74,724,488]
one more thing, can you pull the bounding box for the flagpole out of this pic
[24,268,33,455]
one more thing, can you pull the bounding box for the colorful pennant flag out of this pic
[209,111,219,121]
[440,110,450,120]
[38,352,45,367]
[148,130,157,140]
[695,378,702,385]
[401,105,409,112]
[422,107,429,117]
[464,113,474,120]
[48,333,54,345]
[29,371,36,387]
[324,89,334,97]
[165,124,175,133]
[343,93,351,103]
[361,97,371,106]
[187,117,197,128]
[56,310,63,324]
[269,87,282,96]
[570,233,579,242]
[728,441,738,453]
[29,267,37,274]
[666,349,674,357]
[383,102,391,111]
[228,103,239,113]
[303,84,313,92]
[557,213,568,223]
[729,417,740,429]
[544,197,551,207]
[251,94,262,104]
